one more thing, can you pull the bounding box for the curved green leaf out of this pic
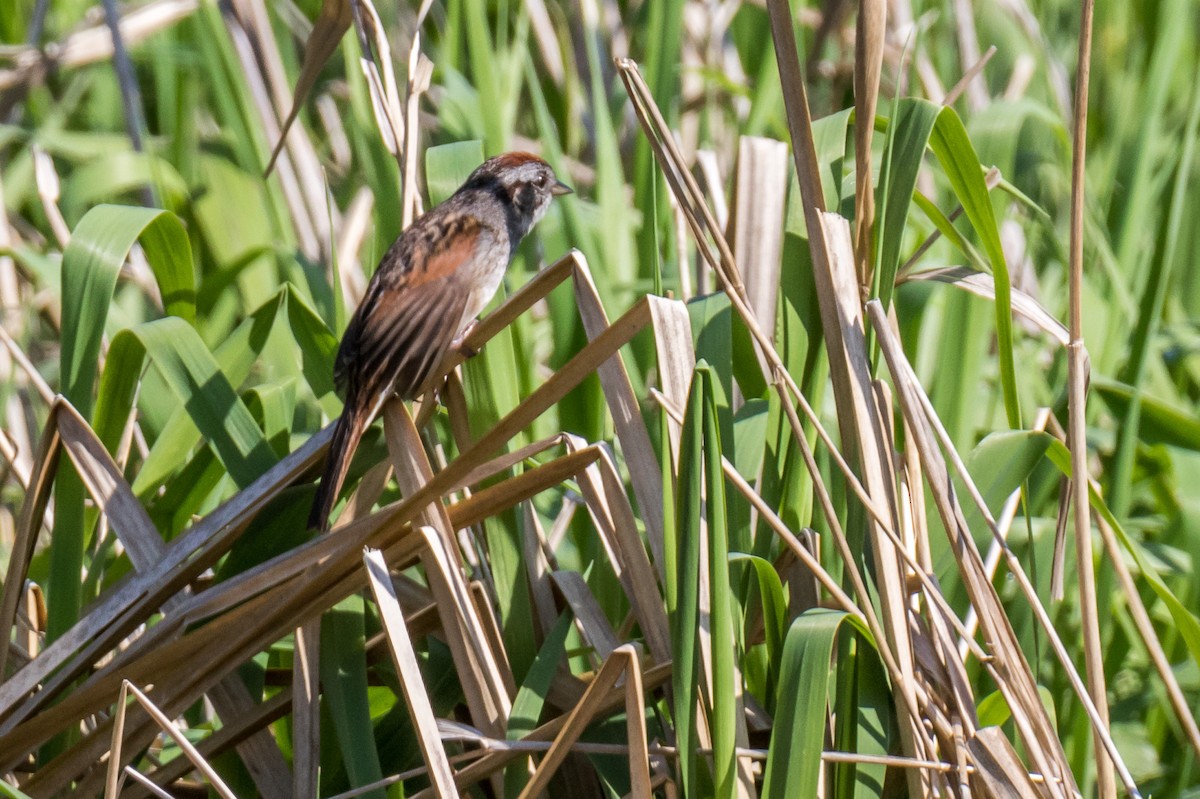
[763,608,849,799]
[97,317,278,490]
[875,99,940,309]
[505,609,574,796]
[929,108,1020,429]
[730,553,787,708]
[49,204,196,640]
[1094,378,1200,452]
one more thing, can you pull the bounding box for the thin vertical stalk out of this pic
[1067,0,1113,797]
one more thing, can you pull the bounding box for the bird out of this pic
[307,152,572,532]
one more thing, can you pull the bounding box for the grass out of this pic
[1,0,1199,796]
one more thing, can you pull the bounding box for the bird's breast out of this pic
[457,235,511,332]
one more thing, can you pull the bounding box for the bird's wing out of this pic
[336,218,480,402]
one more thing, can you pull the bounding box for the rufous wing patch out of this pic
[412,217,480,284]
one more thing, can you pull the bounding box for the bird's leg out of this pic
[451,319,480,359]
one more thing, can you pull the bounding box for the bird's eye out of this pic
[534,174,547,188]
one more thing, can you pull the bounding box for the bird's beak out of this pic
[551,180,574,197]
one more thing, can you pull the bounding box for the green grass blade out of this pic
[0,780,34,799]
[1093,379,1200,452]
[125,291,285,497]
[100,318,278,490]
[463,0,506,153]
[702,364,737,799]
[730,553,786,709]
[929,107,1021,429]
[1044,438,1200,669]
[1109,74,1200,514]
[874,99,940,308]
[763,608,849,799]
[672,365,708,796]
[425,141,485,206]
[49,204,196,641]
[321,595,385,798]
[504,609,574,795]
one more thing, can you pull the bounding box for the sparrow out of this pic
[307,152,572,531]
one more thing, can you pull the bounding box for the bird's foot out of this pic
[451,320,480,359]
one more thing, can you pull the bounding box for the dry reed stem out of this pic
[570,257,668,578]
[615,56,914,591]
[869,301,1077,797]
[120,766,177,799]
[959,408,1054,660]
[1066,0,1112,795]
[950,0,988,110]
[896,168,1004,280]
[563,435,672,666]
[364,547,460,797]
[521,502,560,638]
[0,107,686,799]
[46,402,292,793]
[618,50,940,778]
[516,645,650,799]
[942,45,997,107]
[0,401,65,681]
[1041,412,1200,762]
[106,680,237,799]
[868,300,1142,797]
[900,267,1069,346]
[966,727,1043,797]
[1094,514,1200,760]
[728,136,789,376]
[29,444,603,790]
[291,615,320,798]
[384,401,512,739]
[135,691,292,797]
[263,0,351,177]
[4,289,643,767]
[223,0,325,260]
[410,664,672,797]
[401,37,433,227]
[350,0,404,167]
[819,213,932,785]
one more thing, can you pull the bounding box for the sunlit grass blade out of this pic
[504,609,573,796]
[671,364,707,796]
[321,596,385,797]
[99,318,278,490]
[762,608,848,799]
[874,99,940,309]
[928,107,1021,429]
[49,204,197,641]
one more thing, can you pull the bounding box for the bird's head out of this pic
[466,151,573,230]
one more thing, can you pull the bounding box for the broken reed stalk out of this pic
[616,55,951,784]
[2,249,683,792]
[652,388,992,669]
[363,548,460,797]
[1066,0,1114,796]
[612,60,905,582]
[866,300,1142,798]
[105,680,238,799]
[870,302,1076,794]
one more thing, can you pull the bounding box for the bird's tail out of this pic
[307,401,371,532]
